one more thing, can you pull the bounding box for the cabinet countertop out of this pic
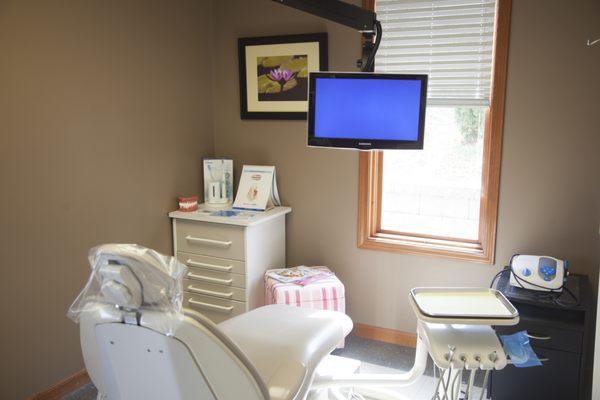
[169,205,291,227]
[496,272,589,312]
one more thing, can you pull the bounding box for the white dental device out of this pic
[509,254,568,292]
[203,158,232,209]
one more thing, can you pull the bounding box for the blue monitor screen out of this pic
[308,73,427,150]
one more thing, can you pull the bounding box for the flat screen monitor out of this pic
[308,72,428,150]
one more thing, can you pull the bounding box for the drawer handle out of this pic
[186,259,233,272]
[187,285,233,299]
[185,235,232,248]
[188,299,233,313]
[536,353,550,362]
[187,272,233,285]
[526,333,552,340]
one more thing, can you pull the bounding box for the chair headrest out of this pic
[98,263,143,309]
[68,244,188,325]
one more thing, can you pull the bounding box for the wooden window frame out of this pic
[358,0,512,264]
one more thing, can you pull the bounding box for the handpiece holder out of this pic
[312,287,521,398]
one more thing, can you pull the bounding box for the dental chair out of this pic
[69,244,352,400]
[70,245,520,400]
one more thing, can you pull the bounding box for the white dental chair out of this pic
[70,244,352,400]
[70,244,520,400]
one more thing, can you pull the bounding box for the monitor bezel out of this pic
[307,72,428,150]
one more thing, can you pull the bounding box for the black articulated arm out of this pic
[271,0,382,71]
[272,0,376,31]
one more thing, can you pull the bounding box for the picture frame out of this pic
[238,32,328,120]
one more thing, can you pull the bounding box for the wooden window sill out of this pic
[358,232,493,264]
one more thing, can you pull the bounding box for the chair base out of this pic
[308,355,361,400]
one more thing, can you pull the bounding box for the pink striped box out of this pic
[265,267,346,347]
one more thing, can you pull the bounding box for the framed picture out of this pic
[238,33,328,120]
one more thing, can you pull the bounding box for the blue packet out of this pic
[499,331,542,368]
[210,210,240,217]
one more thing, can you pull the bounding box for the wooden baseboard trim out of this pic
[353,322,417,348]
[28,369,89,400]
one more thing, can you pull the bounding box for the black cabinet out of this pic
[492,346,580,400]
[490,274,592,400]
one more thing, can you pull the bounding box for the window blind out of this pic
[375,0,497,106]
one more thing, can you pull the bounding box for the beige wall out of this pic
[213,0,600,333]
[1,0,599,397]
[0,1,214,398]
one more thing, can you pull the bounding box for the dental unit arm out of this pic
[311,288,518,400]
[69,245,520,400]
[271,0,381,71]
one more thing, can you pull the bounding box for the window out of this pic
[358,0,511,263]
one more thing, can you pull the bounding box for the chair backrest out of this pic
[73,244,270,400]
[80,305,269,400]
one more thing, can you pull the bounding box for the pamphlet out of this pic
[266,266,334,286]
[233,165,281,211]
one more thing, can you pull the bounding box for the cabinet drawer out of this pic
[183,293,246,324]
[177,252,245,275]
[491,346,580,400]
[496,318,582,354]
[183,279,246,302]
[176,220,245,260]
[184,266,246,288]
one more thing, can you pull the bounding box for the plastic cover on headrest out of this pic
[68,244,187,334]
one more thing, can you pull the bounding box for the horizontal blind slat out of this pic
[378,5,495,18]
[377,56,493,65]
[376,60,491,67]
[378,45,494,56]
[376,0,497,107]
[381,39,493,47]
[377,0,495,9]
[380,13,495,25]
[378,3,494,14]
[381,30,494,40]
[378,35,493,46]
[428,98,490,107]
[383,22,495,33]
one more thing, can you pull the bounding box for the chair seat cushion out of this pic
[219,304,352,400]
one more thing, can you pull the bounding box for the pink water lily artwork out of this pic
[267,68,297,93]
[256,54,307,102]
[267,68,296,83]
[239,33,326,118]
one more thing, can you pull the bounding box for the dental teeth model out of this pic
[178,196,198,212]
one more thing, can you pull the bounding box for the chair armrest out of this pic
[266,360,308,400]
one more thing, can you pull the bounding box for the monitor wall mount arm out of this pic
[271,0,382,72]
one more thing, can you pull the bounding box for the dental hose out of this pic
[465,370,476,399]
[441,368,452,400]
[441,347,456,400]
[450,368,463,400]
[478,370,491,400]
[431,346,456,400]
[431,367,450,400]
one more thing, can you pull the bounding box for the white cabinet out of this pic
[169,206,291,323]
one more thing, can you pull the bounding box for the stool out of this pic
[265,266,346,347]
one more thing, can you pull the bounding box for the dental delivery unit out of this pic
[69,244,527,400]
